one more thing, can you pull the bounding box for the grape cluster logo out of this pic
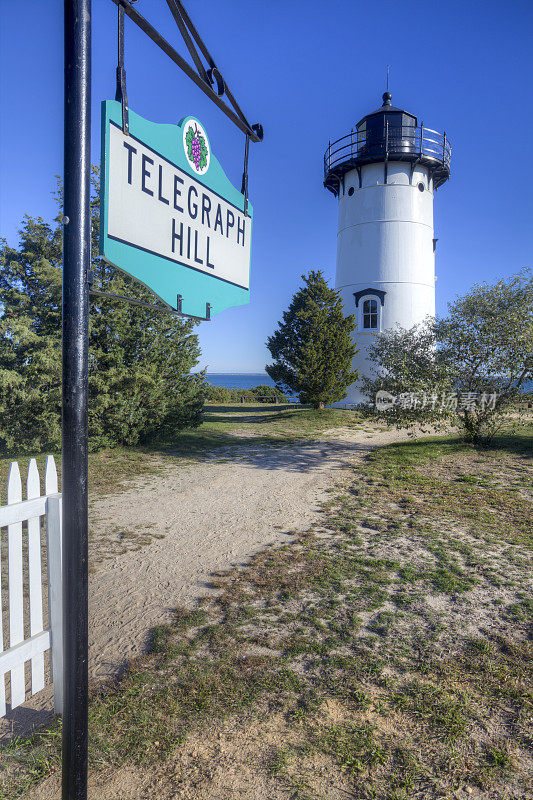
[183,120,210,175]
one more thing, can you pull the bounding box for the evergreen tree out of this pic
[0,170,206,454]
[0,216,63,453]
[266,271,358,408]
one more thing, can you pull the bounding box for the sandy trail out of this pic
[2,424,407,737]
[89,430,401,681]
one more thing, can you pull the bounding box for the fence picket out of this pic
[46,494,63,715]
[45,456,58,495]
[0,494,5,717]
[0,456,62,718]
[27,459,45,695]
[7,462,25,708]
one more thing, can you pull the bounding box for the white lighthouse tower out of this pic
[324,92,451,405]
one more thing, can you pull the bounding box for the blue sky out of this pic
[1,0,532,372]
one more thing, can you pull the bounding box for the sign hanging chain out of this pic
[115,2,129,133]
[241,133,250,217]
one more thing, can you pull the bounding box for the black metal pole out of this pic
[62,1,91,798]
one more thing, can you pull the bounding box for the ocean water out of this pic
[204,374,533,395]
[206,373,275,390]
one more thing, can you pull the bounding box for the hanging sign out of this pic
[100,101,252,318]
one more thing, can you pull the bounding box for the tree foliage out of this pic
[362,271,533,443]
[266,271,357,408]
[0,171,207,454]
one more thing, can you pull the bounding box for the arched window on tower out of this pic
[354,288,386,332]
[362,298,378,330]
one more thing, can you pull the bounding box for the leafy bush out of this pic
[362,271,533,443]
[205,383,288,403]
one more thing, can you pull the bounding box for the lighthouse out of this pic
[324,92,451,405]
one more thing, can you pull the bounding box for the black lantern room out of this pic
[324,92,451,196]
[357,92,416,157]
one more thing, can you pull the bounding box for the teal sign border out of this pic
[100,100,252,318]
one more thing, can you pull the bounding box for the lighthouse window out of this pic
[363,298,378,329]
[348,187,355,196]
[418,182,425,192]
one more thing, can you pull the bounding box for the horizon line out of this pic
[194,370,269,375]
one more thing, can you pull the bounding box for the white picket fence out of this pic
[0,456,63,717]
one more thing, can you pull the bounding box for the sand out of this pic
[1,423,412,740]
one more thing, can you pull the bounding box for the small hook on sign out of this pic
[206,66,225,96]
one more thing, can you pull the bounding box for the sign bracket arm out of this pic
[165,0,210,86]
[168,0,253,133]
[111,0,263,143]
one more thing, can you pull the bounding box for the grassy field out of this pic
[1,419,531,799]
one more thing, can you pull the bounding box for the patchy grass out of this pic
[0,405,363,501]
[0,449,163,501]
[1,425,532,799]
[152,404,365,457]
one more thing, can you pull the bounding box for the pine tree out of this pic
[0,170,206,454]
[266,270,358,408]
[0,214,63,453]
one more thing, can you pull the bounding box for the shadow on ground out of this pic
[383,430,533,460]
[198,439,375,473]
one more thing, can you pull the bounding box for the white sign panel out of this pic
[107,122,250,291]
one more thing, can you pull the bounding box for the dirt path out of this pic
[3,424,411,737]
[89,426,413,681]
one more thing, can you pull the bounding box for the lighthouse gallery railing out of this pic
[324,124,451,180]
